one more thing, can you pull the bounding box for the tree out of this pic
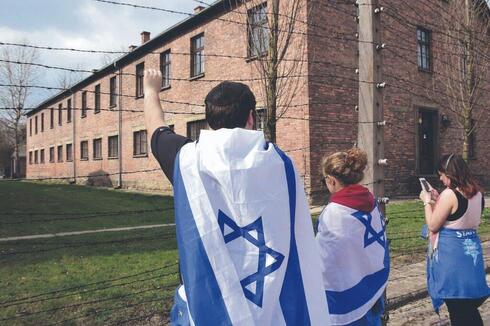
[229,0,308,142]
[0,43,39,177]
[436,0,490,161]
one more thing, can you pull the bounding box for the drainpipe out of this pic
[71,88,77,184]
[116,61,123,189]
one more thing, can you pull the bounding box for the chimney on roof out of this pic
[141,31,150,44]
[128,45,137,52]
[194,6,205,14]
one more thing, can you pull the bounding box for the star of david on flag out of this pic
[351,210,386,248]
[217,210,284,307]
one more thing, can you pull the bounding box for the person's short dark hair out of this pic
[205,81,256,130]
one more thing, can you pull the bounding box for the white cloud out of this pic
[0,0,197,105]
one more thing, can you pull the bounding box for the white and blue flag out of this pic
[316,202,389,325]
[173,128,330,326]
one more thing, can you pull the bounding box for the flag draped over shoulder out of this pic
[173,128,329,326]
[427,228,490,312]
[317,202,389,325]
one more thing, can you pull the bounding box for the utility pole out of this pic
[357,2,388,323]
[357,0,387,210]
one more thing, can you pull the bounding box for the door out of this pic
[418,109,438,175]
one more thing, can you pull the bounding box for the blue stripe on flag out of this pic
[174,153,233,326]
[275,146,311,326]
[326,240,390,315]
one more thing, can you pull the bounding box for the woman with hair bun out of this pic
[316,148,389,325]
[421,154,489,325]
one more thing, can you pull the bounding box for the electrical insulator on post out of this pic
[377,159,388,166]
[377,197,390,205]
[376,82,386,89]
[355,68,359,74]
[374,7,384,14]
[377,121,386,127]
[376,43,386,51]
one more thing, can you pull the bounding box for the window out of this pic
[417,27,431,72]
[248,3,269,57]
[41,113,44,132]
[94,84,101,114]
[49,147,55,163]
[133,130,147,156]
[29,119,32,136]
[34,150,38,164]
[187,119,209,141]
[81,91,87,117]
[108,135,119,158]
[136,63,145,98]
[50,108,54,128]
[67,99,72,123]
[66,143,73,162]
[35,116,38,134]
[93,138,102,160]
[58,104,63,126]
[57,145,63,162]
[255,109,266,131]
[80,141,89,160]
[40,149,45,164]
[29,151,32,165]
[110,76,117,107]
[190,34,205,77]
[160,50,171,88]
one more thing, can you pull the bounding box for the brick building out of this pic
[26,0,489,204]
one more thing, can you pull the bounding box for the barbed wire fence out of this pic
[0,0,489,324]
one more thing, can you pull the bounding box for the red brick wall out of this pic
[26,0,489,202]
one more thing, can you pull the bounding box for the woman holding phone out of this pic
[421,153,489,325]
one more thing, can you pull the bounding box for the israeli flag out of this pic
[173,128,330,326]
[316,203,389,325]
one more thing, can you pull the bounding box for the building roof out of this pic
[27,0,228,117]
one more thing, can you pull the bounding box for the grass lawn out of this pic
[0,181,178,325]
[0,181,488,325]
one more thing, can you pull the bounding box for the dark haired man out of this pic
[144,69,329,326]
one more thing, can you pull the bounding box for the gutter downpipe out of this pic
[116,61,123,189]
[71,88,77,184]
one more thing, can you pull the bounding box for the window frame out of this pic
[186,119,209,141]
[66,143,73,162]
[190,34,205,78]
[133,130,148,157]
[58,103,63,126]
[40,149,45,164]
[94,84,101,114]
[50,108,54,128]
[49,147,55,163]
[136,62,145,98]
[109,76,117,107]
[160,50,171,89]
[417,27,432,72]
[93,138,102,160]
[67,99,72,123]
[57,145,63,163]
[35,115,38,134]
[80,141,89,161]
[108,135,119,159]
[41,113,44,132]
[81,91,87,118]
[247,3,269,59]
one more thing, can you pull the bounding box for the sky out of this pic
[0,0,199,106]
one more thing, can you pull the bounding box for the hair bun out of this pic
[345,148,368,173]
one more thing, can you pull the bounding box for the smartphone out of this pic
[419,178,431,192]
